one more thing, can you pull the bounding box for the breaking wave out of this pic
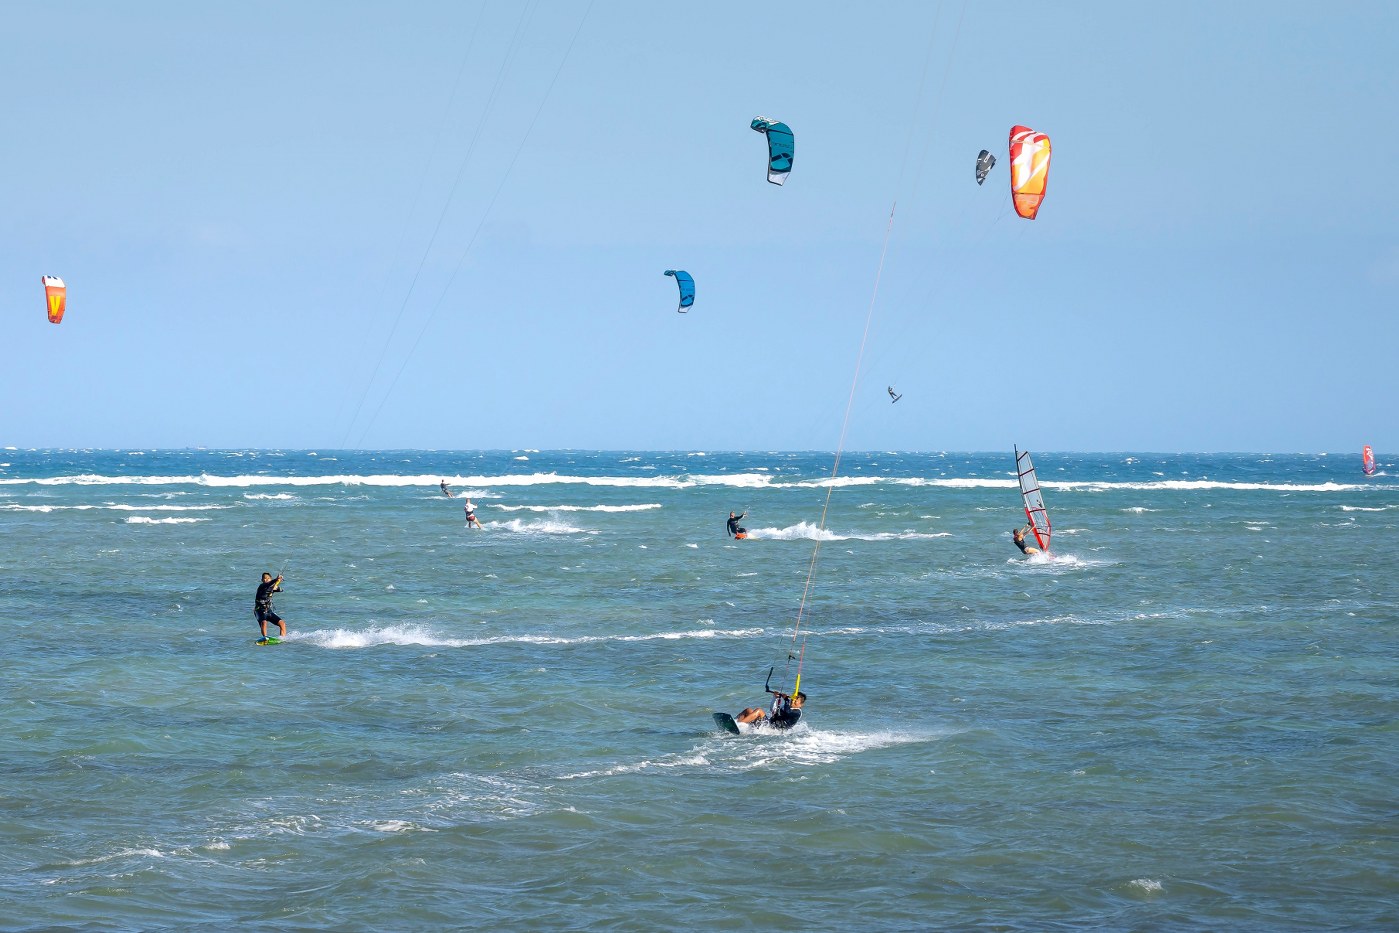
[493,504,661,513]
[296,623,765,650]
[745,521,950,542]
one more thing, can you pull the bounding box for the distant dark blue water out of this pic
[2,449,1395,930]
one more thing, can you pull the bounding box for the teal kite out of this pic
[750,116,793,186]
[664,270,695,313]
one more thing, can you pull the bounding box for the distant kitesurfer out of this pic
[736,689,806,729]
[887,386,901,403]
[440,480,454,498]
[1012,524,1040,556]
[727,510,747,539]
[464,498,482,530]
[254,572,287,640]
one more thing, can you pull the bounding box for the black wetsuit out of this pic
[254,579,282,625]
[727,513,746,537]
[768,695,802,730]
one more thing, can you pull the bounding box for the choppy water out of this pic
[2,449,1395,930]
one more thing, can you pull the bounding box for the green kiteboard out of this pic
[712,712,741,735]
[254,636,283,646]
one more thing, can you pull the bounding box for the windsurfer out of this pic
[727,510,747,538]
[737,690,805,728]
[1012,524,1040,556]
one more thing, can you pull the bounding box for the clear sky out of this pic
[2,1,1395,453]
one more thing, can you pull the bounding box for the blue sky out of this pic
[2,1,1395,452]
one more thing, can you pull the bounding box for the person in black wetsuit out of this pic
[440,480,454,498]
[736,690,806,728]
[254,572,287,639]
[727,510,747,538]
[1012,524,1040,556]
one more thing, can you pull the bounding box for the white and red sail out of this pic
[1015,446,1051,552]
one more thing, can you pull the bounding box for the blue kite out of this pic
[664,270,695,313]
[750,116,794,186]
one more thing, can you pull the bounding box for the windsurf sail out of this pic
[1015,446,1051,552]
[1363,445,1376,475]
[42,275,66,324]
[750,116,794,185]
[664,270,695,312]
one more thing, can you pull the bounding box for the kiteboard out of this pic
[254,636,282,646]
[734,531,748,540]
[712,712,741,735]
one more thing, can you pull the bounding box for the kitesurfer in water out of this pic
[254,572,287,640]
[737,690,806,729]
[464,498,482,530]
[440,479,454,498]
[1012,524,1040,556]
[727,510,747,538]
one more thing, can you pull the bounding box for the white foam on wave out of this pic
[1339,504,1394,512]
[0,503,229,512]
[560,727,936,780]
[298,623,765,650]
[728,727,936,769]
[1129,878,1164,893]
[1012,552,1106,570]
[0,471,781,490]
[560,752,711,780]
[361,819,428,834]
[487,518,595,535]
[746,521,949,542]
[1122,507,1157,513]
[125,516,208,524]
[3,469,1383,496]
[64,847,166,867]
[244,493,296,501]
[493,503,661,513]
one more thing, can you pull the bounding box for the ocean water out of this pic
[1,449,1395,931]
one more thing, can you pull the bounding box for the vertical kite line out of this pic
[783,201,898,684]
[331,0,489,442]
[353,0,594,447]
[341,0,540,446]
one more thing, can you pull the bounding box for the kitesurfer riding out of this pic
[727,510,747,539]
[254,572,287,640]
[464,498,482,530]
[736,689,806,729]
[440,479,454,498]
[1012,524,1040,556]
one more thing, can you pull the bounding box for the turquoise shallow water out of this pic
[1,449,1396,930]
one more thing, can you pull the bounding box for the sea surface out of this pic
[1,449,1395,931]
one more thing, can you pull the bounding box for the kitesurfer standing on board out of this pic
[727,510,747,538]
[440,479,454,497]
[254,572,287,640]
[737,690,806,728]
[1012,524,1040,556]
[464,498,482,530]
